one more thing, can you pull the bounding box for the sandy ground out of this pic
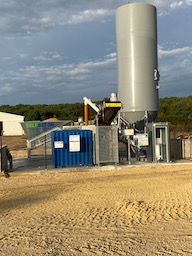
[1,163,192,255]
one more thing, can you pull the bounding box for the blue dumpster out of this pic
[52,130,93,168]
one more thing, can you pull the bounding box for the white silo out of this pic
[116,3,159,124]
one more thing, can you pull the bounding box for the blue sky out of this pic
[0,0,191,105]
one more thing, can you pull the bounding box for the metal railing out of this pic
[27,127,62,150]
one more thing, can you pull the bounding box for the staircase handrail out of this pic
[27,127,62,149]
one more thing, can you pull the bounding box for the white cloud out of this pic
[30,53,116,79]
[0,52,116,97]
[147,0,192,8]
[158,10,170,16]
[181,59,191,67]
[106,53,116,58]
[0,0,191,103]
[19,53,29,59]
[52,53,61,59]
[170,1,184,9]
[158,44,192,97]
[0,1,121,36]
[159,46,192,58]
[67,9,114,25]
[3,56,13,61]
[0,84,13,96]
[33,52,62,62]
[1,0,186,37]
[33,56,51,61]
[186,0,192,4]
[140,0,192,14]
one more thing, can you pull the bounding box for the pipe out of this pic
[83,97,100,126]
[84,103,88,126]
[83,97,100,113]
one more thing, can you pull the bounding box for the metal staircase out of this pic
[27,127,62,150]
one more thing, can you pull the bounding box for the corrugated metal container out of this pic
[116,3,159,124]
[52,130,93,168]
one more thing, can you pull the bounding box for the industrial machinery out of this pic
[83,96,121,165]
[51,2,170,167]
[116,3,170,163]
[49,3,171,168]
[83,96,121,126]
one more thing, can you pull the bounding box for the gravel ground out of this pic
[0,163,192,255]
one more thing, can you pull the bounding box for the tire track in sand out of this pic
[117,192,192,225]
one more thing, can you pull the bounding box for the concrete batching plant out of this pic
[23,3,170,169]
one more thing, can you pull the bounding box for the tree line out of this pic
[158,96,192,129]
[0,96,191,128]
[0,102,95,122]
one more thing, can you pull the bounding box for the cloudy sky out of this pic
[0,0,191,105]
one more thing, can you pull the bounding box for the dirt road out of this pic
[0,163,192,255]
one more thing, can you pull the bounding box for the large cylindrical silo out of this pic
[116,3,159,124]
